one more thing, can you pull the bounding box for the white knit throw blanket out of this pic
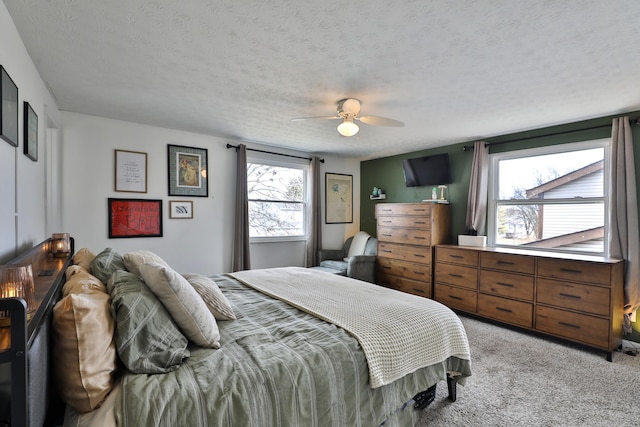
[229,267,471,388]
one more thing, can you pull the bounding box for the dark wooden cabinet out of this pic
[434,244,624,360]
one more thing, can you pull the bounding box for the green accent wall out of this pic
[360,111,640,336]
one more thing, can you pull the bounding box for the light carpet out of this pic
[416,315,640,427]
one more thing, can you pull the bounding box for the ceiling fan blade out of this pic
[357,116,405,127]
[291,116,340,122]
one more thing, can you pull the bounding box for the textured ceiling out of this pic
[5,0,640,159]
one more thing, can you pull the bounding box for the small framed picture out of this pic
[115,149,148,193]
[169,200,193,219]
[325,172,353,224]
[167,144,208,197]
[1,65,19,147]
[23,102,38,161]
[108,198,163,238]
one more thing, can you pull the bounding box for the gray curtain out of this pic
[232,144,251,272]
[305,157,322,267]
[465,141,489,235]
[608,116,639,332]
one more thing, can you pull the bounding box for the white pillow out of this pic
[123,250,170,277]
[347,231,371,258]
[182,273,236,321]
[139,262,220,348]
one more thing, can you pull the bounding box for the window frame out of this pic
[247,155,309,243]
[487,138,611,256]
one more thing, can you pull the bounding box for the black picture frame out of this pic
[167,144,209,197]
[1,65,19,147]
[23,102,38,161]
[108,198,163,238]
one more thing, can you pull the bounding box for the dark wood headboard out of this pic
[0,238,74,427]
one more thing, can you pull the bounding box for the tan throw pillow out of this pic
[139,263,220,348]
[52,292,117,413]
[73,247,96,272]
[182,273,236,321]
[63,269,107,296]
[66,264,90,280]
[123,250,170,277]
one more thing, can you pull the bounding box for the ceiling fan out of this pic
[292,98,404,137]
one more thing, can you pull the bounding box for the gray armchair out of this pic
[316,232,378,283]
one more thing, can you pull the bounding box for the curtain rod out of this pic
[462,117,639,151]
[226,143,324,163]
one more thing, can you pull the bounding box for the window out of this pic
[247,158,307,240]
[487,139,609,255]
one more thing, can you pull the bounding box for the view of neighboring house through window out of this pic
[247,159,307,240]
[488,139,609,255]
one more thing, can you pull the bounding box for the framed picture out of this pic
[115,149,147,193]
[167,144,208,197]
[169,200,193,219]
[325,172,353,224]
[108,198,163,238]
[1,65,19,147]
[23,102,38,161]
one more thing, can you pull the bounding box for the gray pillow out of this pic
[90,248,125,284]
[108,270,189,374]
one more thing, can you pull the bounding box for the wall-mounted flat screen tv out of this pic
[402,153,452,187]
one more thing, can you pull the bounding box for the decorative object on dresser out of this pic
[376,203,450,298]
[433,244,624,360]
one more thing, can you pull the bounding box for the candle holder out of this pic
[0,264,36,326]
[50,233,71,258]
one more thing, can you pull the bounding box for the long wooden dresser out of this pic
[375,203,450,298]
[434,244,624,360]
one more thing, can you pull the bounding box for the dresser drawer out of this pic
[436,247,479,267]
[377,258,430,282]
[377,226,431,245]
[376,216,431,229]
[480,252,535,275]
[479,270,534,301]
[376,203,432,217]
[537,278,610,316]
[380,275,431,299]
[434,263,477,290]
[537,258,611,286]
[536,305,609,349]
[378,242,431,264]
[434,283,477,312]
[478,294,533,328]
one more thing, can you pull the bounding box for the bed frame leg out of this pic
[446,373,457,402]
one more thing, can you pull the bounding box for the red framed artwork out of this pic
[108,198,163,238]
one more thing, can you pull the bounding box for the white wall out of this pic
[60,112,360,274]
[0,3,61,262]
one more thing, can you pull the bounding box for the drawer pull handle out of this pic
[559,268,582,274]
[382,250,392,253]
[381,220,393,224]
[559,293,581,300]
[414,221,427,225]
[496,307,513,313]
[448,254,463,259]
[413,237,426,240]
[413,209,427,212]
[381,266,392,270]
[449,295,463,301]
[412,288,425,294]
[449,273,463,278]
[496,282,515,288]
[382,234,392,237]
[559,321,581,329]
[413,271,425,275]
[497,260,514,265]
[413,254,426,258]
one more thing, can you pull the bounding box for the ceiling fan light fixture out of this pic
[337,119,359,137]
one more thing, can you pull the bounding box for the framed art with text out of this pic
[167,144,208,197]
[108,198,163,238]
[23,102,38,161]
[0,65,18,147]
[325,172,353,224]
[115,149,148,193]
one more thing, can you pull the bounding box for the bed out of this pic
[1,242,471,427]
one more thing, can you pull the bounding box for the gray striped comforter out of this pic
[116,274,471,427]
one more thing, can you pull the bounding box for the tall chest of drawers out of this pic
[375,203,450,298]
[434,244,624,360]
